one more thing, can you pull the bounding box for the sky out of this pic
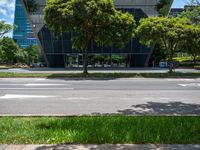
[0,0,190,37]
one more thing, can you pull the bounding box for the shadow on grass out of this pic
[35,144,200,150]
[33,102,200,145]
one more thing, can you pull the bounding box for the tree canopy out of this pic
[181,25,200,65]
[0,37,20,64]
[0,20,13,38]
[44,0,136,73]
[180,6,200,25]
[24,44,41,64]
[136,17,191,72]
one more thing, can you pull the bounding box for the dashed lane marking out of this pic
[0,88,74,90]
[179,83,200,87]
[0,94,59,99]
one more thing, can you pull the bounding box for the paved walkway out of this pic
[1,144,200,150]
[0,67,199,74]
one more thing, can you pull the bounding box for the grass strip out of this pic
[0,116,200,144]
[194,66,200,70]
[0,72,199,78]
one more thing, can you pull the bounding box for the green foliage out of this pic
[0,37,40,65]
[0,20,13,38]
[136,17,191,72]
[155,0,171,16]
[24,0,38,12]
[194,65,200,69]
[180,6,200,25]
[0,37,21,64]
[180,25,200,65]
[24,44,41,64]
[44,0,136,73]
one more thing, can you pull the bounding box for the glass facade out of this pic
[21,0,173,67]
[13,0,37,48]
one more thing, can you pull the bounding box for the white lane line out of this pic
[167,79,195,81]
[36,78,47,81]
[0,84,26,85]
[0,88,74,90]
[24,83,69,86]
[0,84,70,86]
[179,83,200,87]
[0,94,59,99]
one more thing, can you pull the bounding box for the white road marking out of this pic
[24,83,69,86]
[0,94,59,99]
[36,78,47,81]
[167,79,195,81]
[65,97,91,100]
[179,83,200,87]
[0,84,25,85]
[0,88,74,90]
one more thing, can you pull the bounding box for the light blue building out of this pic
[13,0,37,48]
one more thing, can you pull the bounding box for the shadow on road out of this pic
[92,101,200,115]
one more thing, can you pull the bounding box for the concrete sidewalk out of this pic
[1,144,200,150]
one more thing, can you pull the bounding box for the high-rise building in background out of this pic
[20,0,173,68]
[13,0,37,48]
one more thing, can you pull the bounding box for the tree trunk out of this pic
[193,55,196,66]
[169,51,173,73]
[83,48,88,74]
[83,39,91,74]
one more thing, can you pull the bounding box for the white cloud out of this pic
[0,0,15,37]
[0,0,15,21]
[0,7,6,15]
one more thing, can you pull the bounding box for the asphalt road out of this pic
[0,78,200,116]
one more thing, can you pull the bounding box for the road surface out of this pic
[0,78,200,116]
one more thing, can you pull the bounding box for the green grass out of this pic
[0,72,199,78]
[173,56,200,62]
[194,66,200,70]
[0,116,200,144]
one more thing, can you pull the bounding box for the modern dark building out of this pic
[169,8,184,17]
[13,0,37,48]
[20,0,173,67]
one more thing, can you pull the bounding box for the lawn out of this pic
[173,56,200,62]
[195,66,200,70]
[0,116,200,144]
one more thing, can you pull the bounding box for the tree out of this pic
[24,44,41,64]
[180,6,200,25]
[136,17,191,73]
[181,25,200,65]
[0,37,21,64]
[44,0,136,74]
[0,20,13,38]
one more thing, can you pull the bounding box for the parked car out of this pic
[30,62,46,68]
